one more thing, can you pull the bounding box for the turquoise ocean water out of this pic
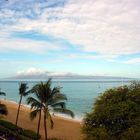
[0,79,133,121]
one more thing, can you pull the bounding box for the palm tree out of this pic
[0,89,8,116]
[27,78,74,140]
[0,88,6,96]
[15,82,30,126]
[0,104,8,116]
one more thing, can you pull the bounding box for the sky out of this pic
[0,0,140,79]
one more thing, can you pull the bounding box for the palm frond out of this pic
[24,89,32,96]
[45,78,52,88]
[0,104,8,115]
[27,97,42,110]
[19,82,29,96]
[55,93,67,99]
[50,86,61,97]
[31,84,40,93]
[32,82,50,102]
[51,102,66,108]
[31,84,44,101]
[53,108,74,118]
[52,86,61,93]
[0,91,6,96]
[0,88,6,96]
[48,93,67,105]
[30,109,40,120]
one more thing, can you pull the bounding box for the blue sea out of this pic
[0,79,134,121]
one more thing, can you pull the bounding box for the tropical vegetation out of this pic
[27,78,74,140]
[83,81,140,140]
[0,119,41,140]
[0,89,8,117]
[15,83,30,126]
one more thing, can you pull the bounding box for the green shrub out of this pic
[0,120,41,140]
[48,138,62,140]
[21,129,41,139]
[0,125,9,133]
[0,119,18,131]
[83,81,140,140]
[0,126,17,137]
[120,125,140,140]
[15,134,33,140]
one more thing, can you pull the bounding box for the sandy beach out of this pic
[0,100,83,140]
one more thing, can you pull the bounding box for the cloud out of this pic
[11,67,134,79]
[123,58,140,64]
[17,67,45,76]
[14,67,81,79]
[0,36,63,53]
[0,0,140,59]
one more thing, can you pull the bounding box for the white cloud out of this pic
[15,67,81,79]
[0,0,140,57]
[123,58,140,64]
[13,67,114,79]
[13,67,135,79]
[0,36,63,53]
[17,67,45,76]
[65,53,119,61]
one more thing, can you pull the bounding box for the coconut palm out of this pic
[0,104,8,116]
[27,78,74,140]
[0,89,8,116]
[15,83,30,126]
[0,88,6,96]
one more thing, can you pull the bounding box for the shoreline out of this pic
[0,99,83,140]
[1,99,83,123]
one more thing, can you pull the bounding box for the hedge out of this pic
[0,119,41,140]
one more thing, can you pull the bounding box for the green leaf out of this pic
[30,109,40,120]
[0,104,8,115]
[53,108,74,118]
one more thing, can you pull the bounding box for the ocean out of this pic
[0,79,134,121]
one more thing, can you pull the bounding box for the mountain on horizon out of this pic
[3,72,134,81]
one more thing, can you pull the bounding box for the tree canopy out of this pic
[83,81,140,140]
[0,89,7,116]
[27,78,74,140]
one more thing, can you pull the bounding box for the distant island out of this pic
[1,76,136,82]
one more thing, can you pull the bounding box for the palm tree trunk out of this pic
[44,111,48,140]
[37,109,41,140]
[15,95,22,126]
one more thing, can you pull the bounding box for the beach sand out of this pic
[1,100,83,140]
